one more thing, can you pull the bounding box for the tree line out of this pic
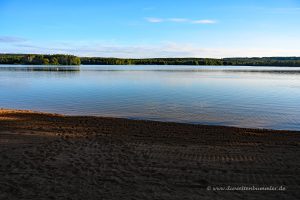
[1,54,300,67]
[80,57,300,67]
[0,54,81,65]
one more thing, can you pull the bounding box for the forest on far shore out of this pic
[1,54,300,67]
[0,54,81,65]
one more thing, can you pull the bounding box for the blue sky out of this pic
[0,0,300,58]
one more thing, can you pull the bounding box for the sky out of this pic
[0,0,300,58]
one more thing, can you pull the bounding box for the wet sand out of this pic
[0,109,299,200]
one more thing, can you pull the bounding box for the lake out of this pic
[1,65,300,130]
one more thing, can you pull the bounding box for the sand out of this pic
[0,108,299,200]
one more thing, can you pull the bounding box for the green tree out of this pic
[43,58,50,65]
[50,57,59,65]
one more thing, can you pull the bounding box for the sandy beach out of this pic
[0,108,299,200]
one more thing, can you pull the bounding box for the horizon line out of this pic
[1,53,300,59]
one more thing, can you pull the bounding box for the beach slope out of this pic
[0,109,299,199]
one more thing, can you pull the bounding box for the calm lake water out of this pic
[1,65,300,130]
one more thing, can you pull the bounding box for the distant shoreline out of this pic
[1,54,300,67]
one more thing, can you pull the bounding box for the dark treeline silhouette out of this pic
[0,54,81,65]
[80,57,300,67]
[1,54,300,67]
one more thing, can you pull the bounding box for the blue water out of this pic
[1,65,300,130]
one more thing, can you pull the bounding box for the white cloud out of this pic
[2,40,300,58]
[168,18,188,22]
[146,18,217,25]
[145,17,164,23]
[191,20,217,24]
[0,36,27,43]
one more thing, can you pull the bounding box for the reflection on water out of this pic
[0,65,300,130]
[0,65,80,72]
